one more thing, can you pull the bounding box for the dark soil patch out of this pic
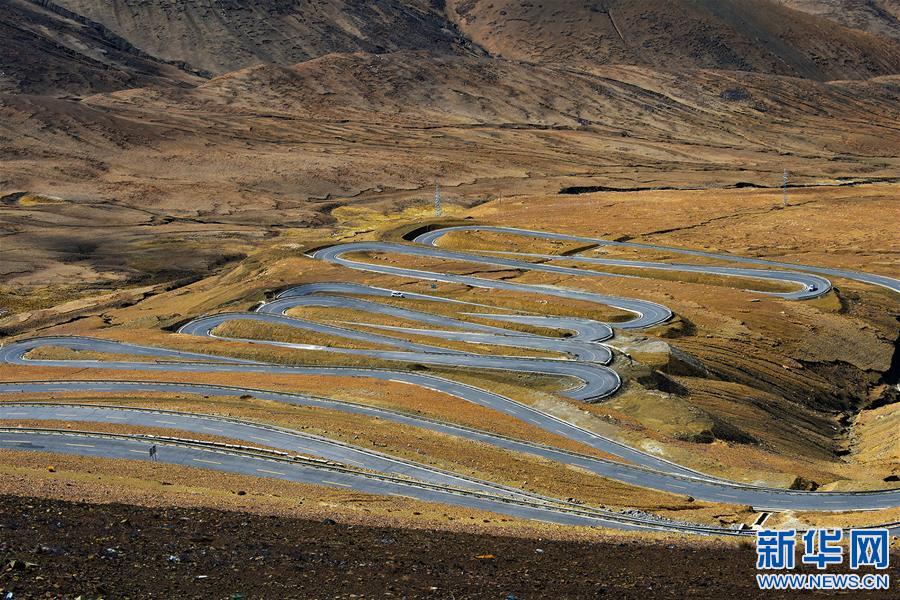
[0,495,896,598]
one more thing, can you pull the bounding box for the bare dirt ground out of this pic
[0,495,897,599]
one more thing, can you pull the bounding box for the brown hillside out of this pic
[187,51,900,153]
[447,0,900,79]
[775,0,900,40]
[31,0,900,80]
[0,0,200,95]
[50,0,481,75]
[3,51,898,244]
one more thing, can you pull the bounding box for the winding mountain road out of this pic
[2,225,898,532]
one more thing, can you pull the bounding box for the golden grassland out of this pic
[3,247,895,490]
[331,194,897,490]
[17,330,581,394]
[23,346,237,364]
[434,230,796,293]
[263,306,563,358]
[343,324,562,358]
[210,319,393,351]
[467,185,900,276]
[539,259,795,294]
[4,250,895,493]
[9,358,874,493]
[434,230,593,255]
[286,305,466,331]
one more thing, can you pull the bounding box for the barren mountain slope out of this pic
[30,0,900,80]
[50,0,480,75]
[4,51,899,222]
[3,51,899,305]
[775,0,900,40]
[447,0,900,79]
[0,0,200,95]
[158,52,900,167]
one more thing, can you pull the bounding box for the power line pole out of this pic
[782,169,789,207]
[434,181,442,217]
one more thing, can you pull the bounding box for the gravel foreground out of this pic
[0,495,896,599]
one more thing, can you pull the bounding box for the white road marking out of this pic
[322,480,352,488]
[65,443,95,448]
[192,458,222,465]
[256,468,286,476]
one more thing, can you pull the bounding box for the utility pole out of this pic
[434,181,442,217]
[782,169,789,207]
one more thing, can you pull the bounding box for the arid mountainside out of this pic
[2,0,900,303]
[775,0,900,40]
[2,0,899,305]
[187,51,900,135]
[3,51,899,303]
[10,0,900,93]
[0,0,200,95]
[50,0,480,76]
[447,0,900,80]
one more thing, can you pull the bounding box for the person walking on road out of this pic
[149,444,157,461]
